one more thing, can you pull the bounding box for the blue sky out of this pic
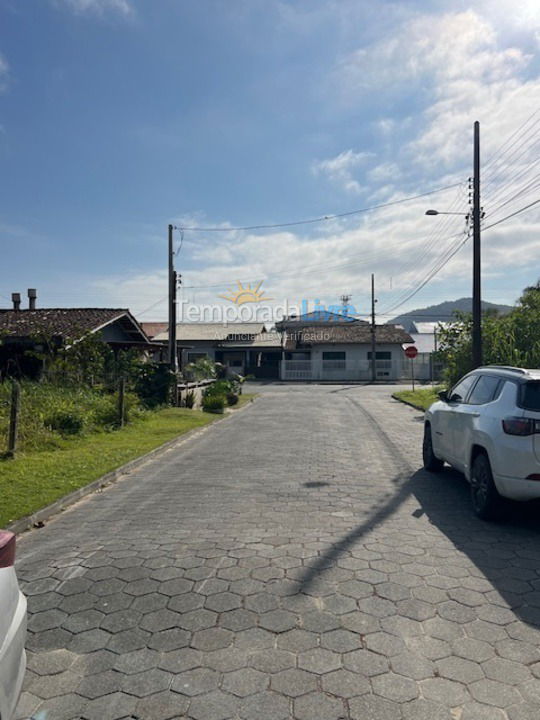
[1,0,540,320]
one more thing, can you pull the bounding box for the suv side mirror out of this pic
[438,390,449,402]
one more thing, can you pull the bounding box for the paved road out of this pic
[15,384,540,720]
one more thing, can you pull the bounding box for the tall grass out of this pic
[0,381,146,454]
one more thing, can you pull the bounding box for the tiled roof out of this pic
[140,322,168,339]
[154,323,267,342]
[285,324,413,349]
[0,308,146,342]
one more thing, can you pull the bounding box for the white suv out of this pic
[423,366,540,520]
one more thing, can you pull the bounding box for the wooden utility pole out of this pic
[370,274,376,382]
[7,381,20,457]
[168,224,178,375]
[472,121,482,368]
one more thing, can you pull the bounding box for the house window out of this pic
[367,351,392,377]
[322,351,346,370]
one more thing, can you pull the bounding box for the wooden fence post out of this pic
[118,378,126,428]
[7,381,20,457]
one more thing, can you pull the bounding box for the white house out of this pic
[276,313,414,381]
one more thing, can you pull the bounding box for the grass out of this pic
[392,386,444,411]
[234,393,258,409]
[0,407,219,528]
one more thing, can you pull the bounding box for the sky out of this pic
[1,0,540,322]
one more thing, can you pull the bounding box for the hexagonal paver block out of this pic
[322,669,370,698]
[188,689,238,720]
[220,609,258,632]
[223,668,268,697]
[191,627,233,651]
[135,690,189,720]
[250,649,295,674]
[171,667,219,696]
[391,651,434,681]
[469,678,521,708]
[159,647,203,673]
[77,669,122,699]
[205,592,243,612]
[28,670,80,699]
[106,628,150,654]
[235,628,275,651]
[372,672,418,703]
[365,632,406,657]
[338,580,372,600]
[298,648,341,675]
[344,650,389,676]
[159,578,194,596]
[320,629,362,653]
[453,637,495,663]
[245,593,279,614]
[239,691,290,720]
[28,609,68,632]
[113,648,160,674]
[349,693,402,720]
[436,656,484,684]
[146,627,190,652]
[82,690,137,720]
[139,608,182,633]
[100,608,141,634]
[277,629,318,653]
[258,609,297,633]
[271,668,317,697]
[294,691,346,720]
[27,648,76,675]
[179,608,217,631]
[131,593,168,613]
[125,578,159,596]
[420,677,469,706]
[122,668,172,697]
[69,628,110,654]
[204,647,249,672]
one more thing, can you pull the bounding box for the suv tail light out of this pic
[502,417,540,436]
[0,531,16,568]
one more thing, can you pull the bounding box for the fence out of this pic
[281,358,441,382]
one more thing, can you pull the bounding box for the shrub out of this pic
[204,380,231,398]
[45,410,84,436]
[226,392,239,406]
[135,362,174,408]
[202,394,226,413]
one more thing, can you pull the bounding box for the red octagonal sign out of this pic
[404,345,418,359]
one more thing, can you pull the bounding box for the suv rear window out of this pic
[520,381,540,411]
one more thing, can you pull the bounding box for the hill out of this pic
[389,298,513,333]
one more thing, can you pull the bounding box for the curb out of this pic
[391,393,427,413]
[8,397,257,536]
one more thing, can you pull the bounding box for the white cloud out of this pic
[56,0,132,16]
[0,53,9,93]
[312,149,372,194]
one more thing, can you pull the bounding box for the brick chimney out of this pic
[28,288,37,310]
[11,293,21,311]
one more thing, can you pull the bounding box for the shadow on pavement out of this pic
[298,464,540,629]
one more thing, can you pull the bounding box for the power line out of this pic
[482,197,540,230]
[172,183,462,233]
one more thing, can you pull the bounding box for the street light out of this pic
[425,209,469,217]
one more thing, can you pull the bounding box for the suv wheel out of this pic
[470,453,505,520]
[423,425,444,472]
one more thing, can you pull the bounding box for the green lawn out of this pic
[392,386,443,411]
[0,407,219,528]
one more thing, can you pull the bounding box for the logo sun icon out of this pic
[219,280,272,305]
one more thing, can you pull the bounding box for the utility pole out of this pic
[371,273,376,382]
[472,120,482,368]
[168,224,178,375]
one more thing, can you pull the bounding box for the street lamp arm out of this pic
[425,209,469,216]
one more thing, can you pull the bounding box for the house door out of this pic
[222,352,246,375]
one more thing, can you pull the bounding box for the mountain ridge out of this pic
[389,297,513,333]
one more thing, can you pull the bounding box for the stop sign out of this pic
[404,345,418,359]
